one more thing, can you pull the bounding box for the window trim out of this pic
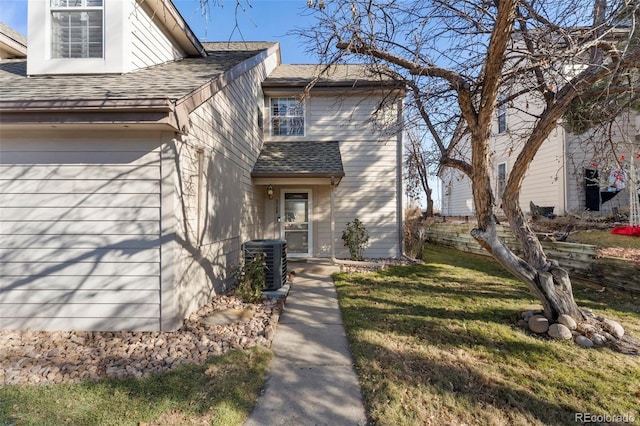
[269,97,306,137]
[50,0,105,59]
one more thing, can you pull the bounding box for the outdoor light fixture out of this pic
[267,185,274,199]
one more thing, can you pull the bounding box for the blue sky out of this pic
[0,0,318,63]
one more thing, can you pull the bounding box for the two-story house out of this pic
[254,65,404,259]
[0,0,404,332]
[439,90,639,219]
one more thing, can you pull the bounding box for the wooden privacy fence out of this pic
[424,223,639,293]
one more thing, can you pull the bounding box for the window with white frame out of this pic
[497,162,507,198]
[497,99,507,133]
[270,97,305,136]
[51,0,104,59]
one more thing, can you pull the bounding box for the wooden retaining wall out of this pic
[424,223,640,293]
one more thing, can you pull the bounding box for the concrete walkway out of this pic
[245,260,368,426]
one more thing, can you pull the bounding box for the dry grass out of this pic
[0,347,272,426]
[334,245,640,426]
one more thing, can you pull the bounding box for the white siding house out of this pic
[440,97,639,219]
[0,2,405,332]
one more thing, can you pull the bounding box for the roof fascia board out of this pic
[0,110,180,130]
[0,98,180,130]
[262,86,406,96]
[251,172,346,178]
[253,177,342,186]
[140,0,206,57]
[0,98,174,112]
[0,111,178,131]
[0,33,27,58]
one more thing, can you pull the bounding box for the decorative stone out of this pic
[575,335,594,348]
[600,331,616,341]
[0,294,285,385]
[591,334,606,346]
[521,310,536,322]
[528,315,549,334]
[516,319,529,329]
[602,319,624,339]
[548,323,572,340]
[557,314,577,331]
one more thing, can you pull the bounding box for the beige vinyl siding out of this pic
[519,128,566,213]
[440,169,474,216]
[0,131,162,331]
[129,0,184,71]
[335,139,399,258]
[314,95,401,258]
[167,51,278,322]
[263,93,402,258]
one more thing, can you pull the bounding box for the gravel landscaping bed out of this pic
[0,295,284,386]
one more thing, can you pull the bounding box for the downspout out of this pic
[562,128,568,215]
[396,97,404,259]
[330,176,381,267]
[395,98,417,263]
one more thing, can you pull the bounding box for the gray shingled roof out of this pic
[0,42,276,103]
[251,141,345,178]
[262,64,400,88]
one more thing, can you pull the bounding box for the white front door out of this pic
[281,190,312,257]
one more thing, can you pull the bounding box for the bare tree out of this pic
[405,129,438,216]
[300,0,640,326]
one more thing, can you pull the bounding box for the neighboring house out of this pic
[440,94,639,218]
[0,1,404,332]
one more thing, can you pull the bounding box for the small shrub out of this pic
[342,218,369,261]
[232,253,266,303]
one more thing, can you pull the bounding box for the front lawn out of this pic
[0,346,271,426]
[333,245,640,425]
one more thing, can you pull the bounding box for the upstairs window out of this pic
[497,99,507,133]
[270,98,305,136]
[51,0,104,58]
[497,162,507,198]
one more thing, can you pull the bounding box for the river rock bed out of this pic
[0,295,284,386]
[517,309,626,349]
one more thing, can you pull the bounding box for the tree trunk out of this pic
[471,185,585,322]
[425,188,434,217]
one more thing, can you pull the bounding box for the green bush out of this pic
[342,218,369,261]
[232,253,266,303]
